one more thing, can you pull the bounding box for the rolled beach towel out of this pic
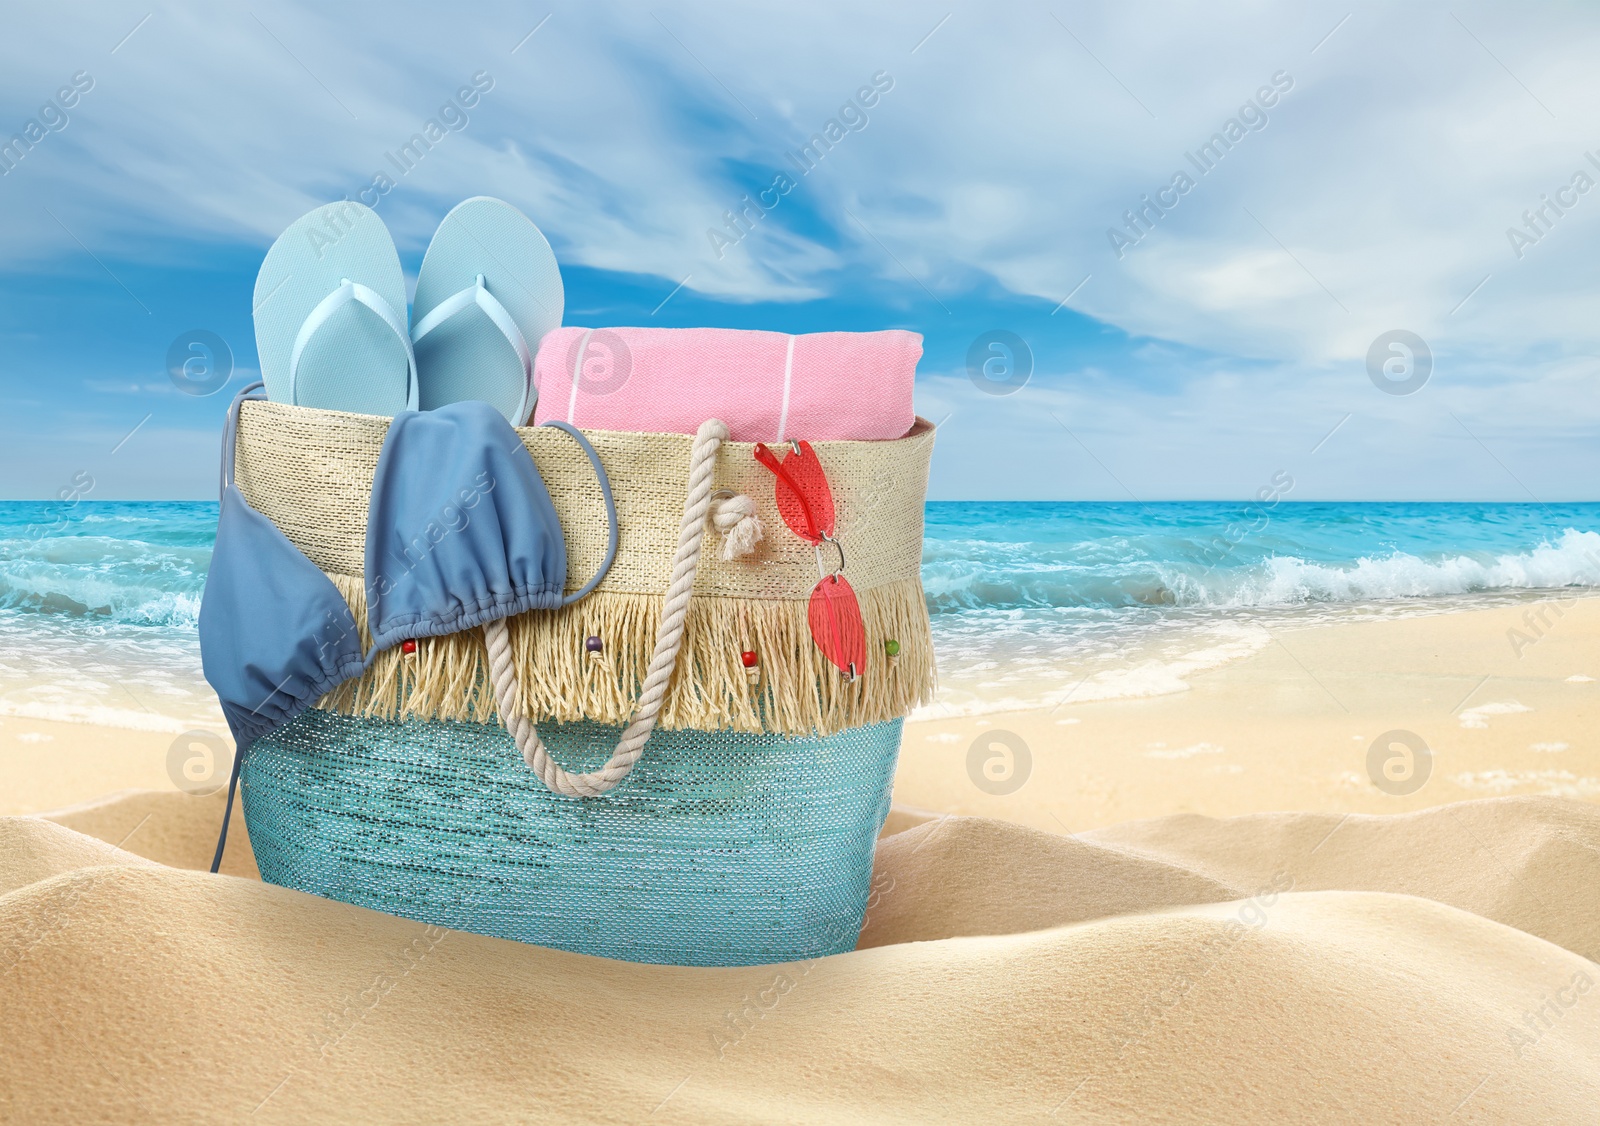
[531,326,920,441]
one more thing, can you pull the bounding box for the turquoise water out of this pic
[3,500,1599,728]
[921,501,1600,713]
[0,502,218,730]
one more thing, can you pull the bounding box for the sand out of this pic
[4,598,1600,1122]
[896,595,1600,834]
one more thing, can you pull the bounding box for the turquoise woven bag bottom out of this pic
[241,710,902,966]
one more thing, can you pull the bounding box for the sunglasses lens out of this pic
[768,442,836,543]
[808,573,866,678]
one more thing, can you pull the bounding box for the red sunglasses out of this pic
[753,439,866,680]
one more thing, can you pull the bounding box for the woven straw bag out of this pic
[231,401,936,966]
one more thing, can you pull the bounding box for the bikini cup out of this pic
[199,385,618,871]
[363,400,617,652]
[198,387,365,754]
[199,386,366,872]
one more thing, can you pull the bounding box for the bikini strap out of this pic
[539,420,620,605]
[219,382,268,501]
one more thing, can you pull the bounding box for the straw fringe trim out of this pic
[318,574,935,737]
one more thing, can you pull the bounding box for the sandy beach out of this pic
[896,593,1600,833]
[4,596,1599,1122]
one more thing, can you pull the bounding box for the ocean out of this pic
[3,500,1599,733]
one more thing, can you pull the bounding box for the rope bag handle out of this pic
[482,418,729,797]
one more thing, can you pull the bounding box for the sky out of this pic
[1,1,1598,501]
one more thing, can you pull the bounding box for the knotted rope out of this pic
[709,490,763,560]
[483,418,728,797]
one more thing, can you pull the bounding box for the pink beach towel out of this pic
[531,327,920,441]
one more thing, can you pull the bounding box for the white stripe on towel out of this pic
[566,328,594,424]
[775,334,796,442]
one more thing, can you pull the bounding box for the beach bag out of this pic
[225,399,936,966]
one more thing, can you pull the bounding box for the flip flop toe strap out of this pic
[289,278,420,412]
[411,274,534,423]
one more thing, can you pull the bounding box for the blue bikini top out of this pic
[198,384,617,869]
[364,394,615,650]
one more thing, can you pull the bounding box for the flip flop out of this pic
[411,196,563,425]
[252,201,417,415]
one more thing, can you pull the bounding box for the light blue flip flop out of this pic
[411,196,563,425]
[252,201,417,415]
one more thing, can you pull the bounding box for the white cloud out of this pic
[0,6,1589,337]
[3,2,1599,498]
